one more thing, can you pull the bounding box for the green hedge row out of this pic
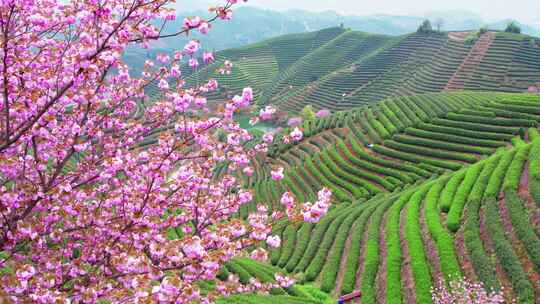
[394,98,422,124]
[484,149,517,199]
[503,144,531,191]
[476,105,540,122]
[447,163,484,232]
[348,120,370,145]
[424,180,461,279]
[404,127,506,148]
[439,170,466,212]
[432,118,519,135]
[529,128,539,141]
[360,198,395,303]
[484,197,535,303]
[393,134,493,155]
[328,146,395,191]
[387,99,413,126]
[358,113,383,144]
[366,108,391,139]
[386,190,415,304]
[373,144,463,171]
[283,175,307,204]
[504,190,540,270]
[277,224,299,268]
[349,136,429,178]
[446,113,536,128]
[284,223,314,272]
[384,140,477,163]
[380,102,405,130]
[459,108,496,118]
[226,260,254,285]
[317,153,370,198]
[418,122,514,141]
[339,201,379,295]
[529,139,540,207]
[294,206,350,272]
[405,186,433,304]
[339,139,409,184]
[320,206,366,292]
[489,102,540,116]
[304,211,351,281]
[305,157,350,202]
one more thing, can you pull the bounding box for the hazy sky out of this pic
[177,0,540,24]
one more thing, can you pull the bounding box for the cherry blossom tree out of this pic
[0,0,330,302]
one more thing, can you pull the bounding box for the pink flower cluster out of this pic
[0,0,325,302]
[431,278,506,304]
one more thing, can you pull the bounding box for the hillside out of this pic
[183,29,540,115]
[234,91,540,303]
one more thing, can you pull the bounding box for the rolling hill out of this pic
[233,91,540,303]
[141,26,540,303]
[179,28,540,115]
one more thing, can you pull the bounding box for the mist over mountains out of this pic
[149,7,540,52]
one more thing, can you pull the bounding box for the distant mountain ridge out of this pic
[148,7,539,53]
[177,27,540,114]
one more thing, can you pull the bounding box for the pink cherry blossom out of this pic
[184,40,201,55]
[262,132,274,143]
[0,0,329,302]
[271,167,284,181]
[199,22,211,34]
[203,51,215,64]
[259,105,276,120]
[266,235,281,248]
[290,127,303,141]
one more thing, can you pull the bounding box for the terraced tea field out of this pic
[184,28,540,114]
[224,91,540,303]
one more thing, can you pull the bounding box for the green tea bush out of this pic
[392,134,492,154]
[424,181,461,278]
[360,199,395,303]
[439,170,466,212]
[386,191,415,303]
[338,139,409,184]
[503,144,531,191]
[284,223,314,272]
[277,224,299,267]
[485,197,534,303]
[373,145,463,171]
[447,163,483,231]
[404,127,505,148]
[340,203,378,295]
[446,113,535,127]
[304,212,350,281]
[484,150,516,198]
[405,186,433,304]
[418,122,514,141]
[504,190,540,270]
[328,147,395,191]
[384,140,477,163]
[320,207,365,292]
